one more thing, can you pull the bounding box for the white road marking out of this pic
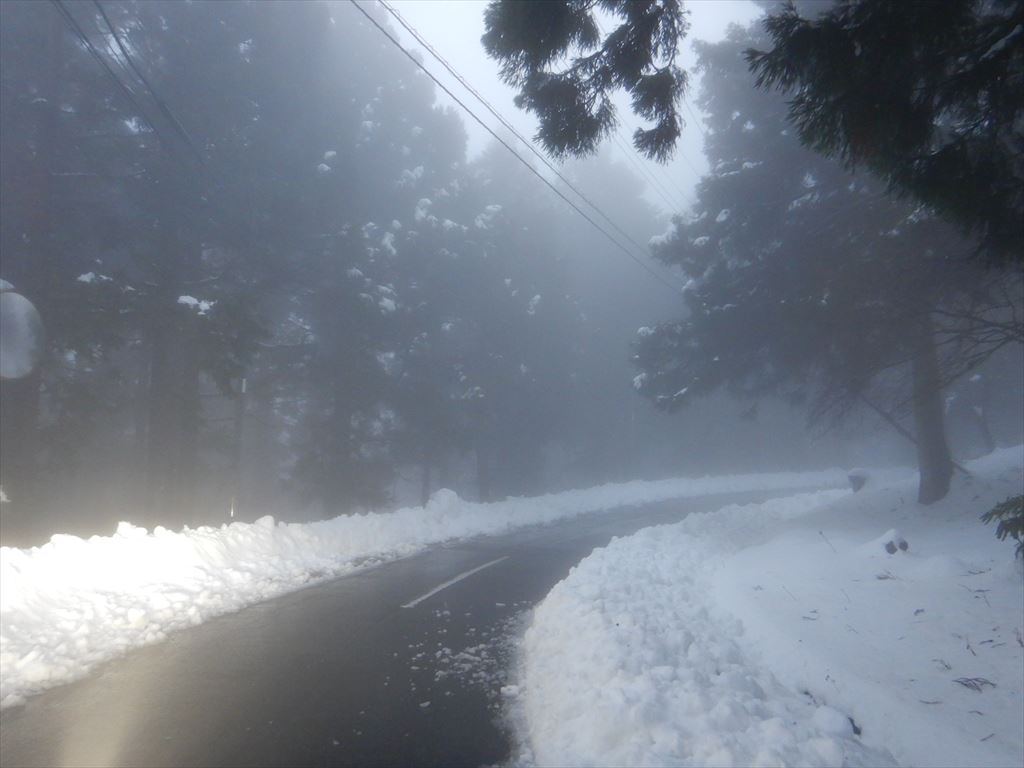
[401,556,509,608]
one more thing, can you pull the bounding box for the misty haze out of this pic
[0,1,1021,767]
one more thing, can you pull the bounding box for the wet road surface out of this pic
[0,489,802,767]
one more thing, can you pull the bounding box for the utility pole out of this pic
[229,376,246,520]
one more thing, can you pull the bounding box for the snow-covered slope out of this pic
[516,447,1023,767]
[0,468,842,709]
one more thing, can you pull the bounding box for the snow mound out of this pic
[715,446,1024,768]
[516,446,1023,768]
[517,489,889,767]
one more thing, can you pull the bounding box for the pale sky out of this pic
[349,0,763,214]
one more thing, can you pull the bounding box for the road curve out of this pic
[1,489,797,768]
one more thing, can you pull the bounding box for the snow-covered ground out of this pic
[0,468,844,708]
[515,447,1023,768]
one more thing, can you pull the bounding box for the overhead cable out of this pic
[92,0,205,166]
[610,129,691,211]
[377,0,668,269]
[349,0,685,295]
[593,14,701,209]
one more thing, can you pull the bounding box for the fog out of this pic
[0,0,1020,548]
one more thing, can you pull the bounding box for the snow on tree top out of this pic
[648,220,678,248]
[376,351,398,375]
[177,296,215,315]
[398,166,424,188]
[474,204,502,229]
[788,192,818,211]
[76,272,112,284]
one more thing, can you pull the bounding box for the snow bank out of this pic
[715,447,1024,768]
[0,468,845,708]
[517,447,1022,767]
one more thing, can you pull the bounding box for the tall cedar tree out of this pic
[633,26,1008,504]
[747,0,1024,262]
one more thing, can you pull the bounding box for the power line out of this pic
[52,0,208,189]
[349,0,684,295]
[59,0,684,294]
[592,14,700,209]
[614,114,701,209]
[610,129,689,212]
[50,0,168,152]
[51,0,275,274]
[683,97,708,141]
[91,0,205,166]
[377,0,665,270]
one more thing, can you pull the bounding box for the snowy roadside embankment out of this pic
[517,447,1023,768]
[0,468,844,708]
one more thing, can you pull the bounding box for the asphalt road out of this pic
[1,489,794,768]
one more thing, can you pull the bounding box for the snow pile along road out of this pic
[516,446,1023,768]
[0,468,844,708]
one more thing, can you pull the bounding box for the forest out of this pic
[1,0,1021,546]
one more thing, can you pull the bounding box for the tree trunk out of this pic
[419,457,432,507]
[475,440,491,503]
[437,455,450,491]
[145,324,176,522]
[229,377,246,520]
[970,410,995,456]
[145,315,202,526]
[911,317,954,504]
